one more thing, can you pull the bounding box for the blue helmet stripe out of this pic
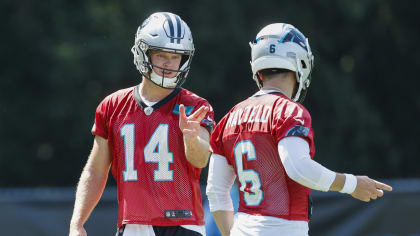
[163,13,175,43]
[278,29,308,51]
[279,33,287,43]
[175,15,182,44]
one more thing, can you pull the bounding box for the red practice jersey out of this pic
[92,86,215,227]
[210,91,315,221]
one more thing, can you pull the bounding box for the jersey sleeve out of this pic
[91,96,110,139]
[206,153,236,212]
[197,100,216,134]
[272,101,315,156]
[209,114,228,157]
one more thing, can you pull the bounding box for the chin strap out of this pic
[293,57,305,102]
[255,72,264,89]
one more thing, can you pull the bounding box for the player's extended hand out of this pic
[351,176,392,202]
[179,104,209,140]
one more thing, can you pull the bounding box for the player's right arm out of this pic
[277,136,392,202]
[212,210,235,236]
[206,154,236,236]
[69,135,112,236]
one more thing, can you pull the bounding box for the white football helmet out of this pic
[250,23,314,102]
[131,12,194,89]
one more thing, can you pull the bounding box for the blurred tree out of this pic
[0,0,418,187]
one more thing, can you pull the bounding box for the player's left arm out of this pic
[278,136,392,201]
[275,105,392,201]
[179,104,211,168]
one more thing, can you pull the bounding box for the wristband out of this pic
[339,174,357,194]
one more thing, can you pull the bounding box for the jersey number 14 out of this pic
[121,124,174,181]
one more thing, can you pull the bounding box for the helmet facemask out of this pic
[132,40,194,89]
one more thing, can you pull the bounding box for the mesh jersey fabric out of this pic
[92,86,215,227]
[209,91,314,221]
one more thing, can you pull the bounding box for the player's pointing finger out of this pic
[374,181,392,191]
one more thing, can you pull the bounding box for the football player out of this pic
[69,12,214,236]
[206,23,392,236]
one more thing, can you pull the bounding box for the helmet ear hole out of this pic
[301,60,307,69]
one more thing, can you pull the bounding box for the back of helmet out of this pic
[250,23,314,103]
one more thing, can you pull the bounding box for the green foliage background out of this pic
[1,0,419,186]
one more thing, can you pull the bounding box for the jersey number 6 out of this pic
[234,141,263,206]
